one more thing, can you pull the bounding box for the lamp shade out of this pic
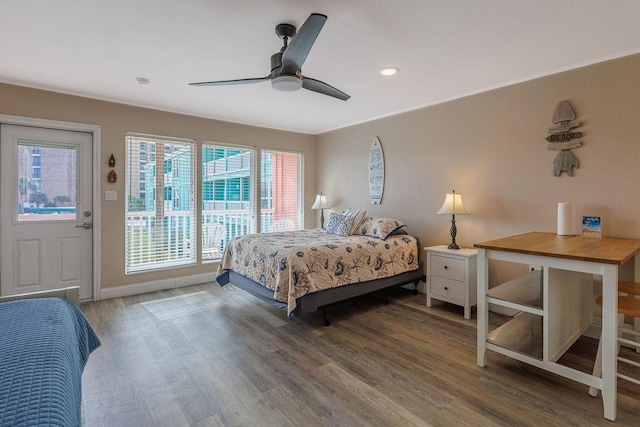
[437,191,468,215]
[311,194,330,210]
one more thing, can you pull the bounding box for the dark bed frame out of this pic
[217,262,425,325]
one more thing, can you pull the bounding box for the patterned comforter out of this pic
[0,298,101,427]
[217,229,419,315]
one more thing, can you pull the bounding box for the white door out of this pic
[1,124,93,300]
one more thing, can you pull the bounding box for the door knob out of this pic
[75,222,93,229]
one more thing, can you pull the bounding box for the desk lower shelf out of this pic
[488,312,543,360]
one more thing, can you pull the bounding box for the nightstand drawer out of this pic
[430,254,465,280]
[430,276,465,301]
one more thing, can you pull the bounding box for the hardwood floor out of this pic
[80,284,640,426]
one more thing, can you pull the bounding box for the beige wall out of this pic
[3,52,640,294]
[316,53,640,263]
[0,83,317,290]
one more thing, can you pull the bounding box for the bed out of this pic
[217,215,425,324]
[0,286,101,427]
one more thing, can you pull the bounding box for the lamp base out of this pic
[448,216,460,250]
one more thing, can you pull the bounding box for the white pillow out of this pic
[325,213,354,236]
[342,208,367,235]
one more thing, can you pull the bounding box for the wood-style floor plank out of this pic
[81,283,640,426]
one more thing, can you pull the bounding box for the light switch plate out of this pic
[105,190,117,201]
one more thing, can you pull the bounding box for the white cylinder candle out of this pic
[557,202,572,235]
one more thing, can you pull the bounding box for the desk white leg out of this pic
[601,264,618,421]
[477,249,488,367]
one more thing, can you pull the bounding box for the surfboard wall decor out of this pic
[368,137,384,204]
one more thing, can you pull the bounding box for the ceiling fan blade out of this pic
[281,13,327,70]
[189,76,270,86]
[302,77,350,101]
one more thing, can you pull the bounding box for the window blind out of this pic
[261,149,303,232]
[125,133,196,273]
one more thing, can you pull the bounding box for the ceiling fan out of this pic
[189,13,350,101]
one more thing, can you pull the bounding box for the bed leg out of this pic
[384,289,391,305]
[412,280,419,295]
[321,307,331,326]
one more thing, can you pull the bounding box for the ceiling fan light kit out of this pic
[190,13,350,101]
[271,74,302,92]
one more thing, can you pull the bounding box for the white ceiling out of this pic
[2,1,640,135]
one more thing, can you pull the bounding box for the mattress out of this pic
[217,229,419,315]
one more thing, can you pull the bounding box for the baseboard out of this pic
[100,272,215,300]
[405,281,426,294]
[584,317,640,350]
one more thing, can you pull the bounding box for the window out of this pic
[126,133,196,273]
[201,143,256,262]
[261,149,303,233]
[173,188,179,209]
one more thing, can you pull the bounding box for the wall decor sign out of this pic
[546,100,583,177]
[368,137,384,204]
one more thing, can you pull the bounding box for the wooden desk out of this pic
[475,232,640,421]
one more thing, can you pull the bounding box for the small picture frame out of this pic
[582,216,601,237]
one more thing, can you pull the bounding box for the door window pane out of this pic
[17,143,77,222]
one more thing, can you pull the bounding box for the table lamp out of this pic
[311,192,330,228]
[437,190,468,249]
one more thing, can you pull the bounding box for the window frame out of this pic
[201,142,257,263]
[260,147,304,233]
[125,132,197,274]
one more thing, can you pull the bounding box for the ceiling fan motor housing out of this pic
[270,52,283,72]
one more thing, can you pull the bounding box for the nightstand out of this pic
[425,245,478,319]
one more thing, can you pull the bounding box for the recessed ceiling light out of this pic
[379,67,399,76]
[136,77,151,85]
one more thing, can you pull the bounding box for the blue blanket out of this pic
[0,298,101,427]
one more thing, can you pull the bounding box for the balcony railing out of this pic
[126,209,277,269]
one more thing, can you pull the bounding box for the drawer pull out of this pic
[444,286,448,290]
[444,265,448,269]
